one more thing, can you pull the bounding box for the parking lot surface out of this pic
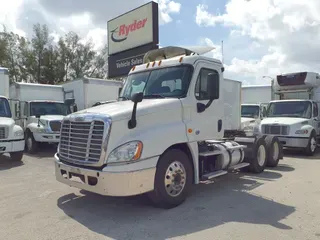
[1,147,320,240]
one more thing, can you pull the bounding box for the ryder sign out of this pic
[108,1,159,55]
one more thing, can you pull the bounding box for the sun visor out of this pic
[143,46,215,63]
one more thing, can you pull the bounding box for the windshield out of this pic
[120,65,193,100]
[266,101,312,118]
[0,97,12,118]
[241,105,260,118]
[30,102,70,116]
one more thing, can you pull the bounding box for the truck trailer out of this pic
[62,77,123,111]
[0,67,25,161]
[260,71,320,155]
[54,46,283,209]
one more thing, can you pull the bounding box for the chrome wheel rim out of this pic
[310,137,317,152]
[257,145,266,166]
[27,137,32,151]
[164,161,186,197]
[273,142,279,160]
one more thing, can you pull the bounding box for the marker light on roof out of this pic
[158,60,162,66]
[152,61,156,67]
[131,66,136,71]
[179,57,183,63]
[146,63,150,68]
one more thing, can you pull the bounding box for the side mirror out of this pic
[73,105,78,112]
[206,73,219,100]
[35,114,41,119]
[131,92,143,103]
[128,92,143,129]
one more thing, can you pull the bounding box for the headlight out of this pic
[14,130,24,137]
[295,129,308,134]
[107,141,143,164]
[35,128,49,133]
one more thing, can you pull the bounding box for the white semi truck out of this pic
[54,46,283,208]
[260,72,320,155]
[10,82,72,154]
[0,67,25,161]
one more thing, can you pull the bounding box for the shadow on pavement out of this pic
[270,164,295,172]
[25,143,57,159]
[0,154,24,170]
[57,171,295,240]
[283,148,320,160]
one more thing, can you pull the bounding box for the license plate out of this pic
[68,166,81,174]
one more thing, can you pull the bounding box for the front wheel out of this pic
[148,149,193,209]
[249,137,267,173]
[305,132,317,156]
[265,135,282,167]
[25,132,39,154]
[10,151,24,161]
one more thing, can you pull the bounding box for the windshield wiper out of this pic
[143,94,166,99]
[118,96,129,100]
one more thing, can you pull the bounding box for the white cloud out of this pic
[195,0,320,84]
[0,0,181,51]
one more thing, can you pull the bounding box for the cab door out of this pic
[181,60,223,142]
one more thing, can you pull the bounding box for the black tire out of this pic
[265,135,281,167]
[148,149,193,209]
[305,131,317,156]
[25,131,39,154]
[10,151,24,161]
[246,137,267,173]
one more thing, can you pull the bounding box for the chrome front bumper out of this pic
[54,154,157,197]
[277,136,309,148]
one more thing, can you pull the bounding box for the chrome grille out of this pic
[59,120,104,163]
[0,127,8,139]
[262,124,289,135]
[49,121,62,132]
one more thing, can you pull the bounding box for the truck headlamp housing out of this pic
[14,130,24,137]
[295,129,308,134]
[107,141,143,164]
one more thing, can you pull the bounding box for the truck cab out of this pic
[22,100,71,153]
[241,103,268,136]
[260,72,320,155]
[54,46,282,208]
[0,67,25,161]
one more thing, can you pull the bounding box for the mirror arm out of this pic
[37,119,40,127]
[128,102,138,129]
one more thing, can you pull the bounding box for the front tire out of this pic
[148,149,193,209]
[10,151,24,161]
[305,131,317,156]
[26,132,39,154]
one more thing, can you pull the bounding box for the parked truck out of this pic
[0,67,25,161]
[54,46,283,209]
[240,85,273,136]
[62,77,123,111]
[260,71,320,155]
[10,82,73,153]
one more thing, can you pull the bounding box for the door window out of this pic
[195,68,219,101]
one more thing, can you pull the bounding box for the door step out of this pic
[228,162,250,171]
[201,170,228,181]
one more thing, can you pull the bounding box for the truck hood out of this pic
[241,117,256,124]
[0,117,15,127]
[39,115,65,121]
[262,117,308,125]
[75,98,181,121]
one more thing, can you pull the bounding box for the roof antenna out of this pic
[221,40,224,64]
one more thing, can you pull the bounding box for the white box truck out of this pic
[241,85,273,136]
[0,67,25,161]
[260,72,320,155]
[62,77,123,111]
[10,82,72,154]
[54,46,283,209]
